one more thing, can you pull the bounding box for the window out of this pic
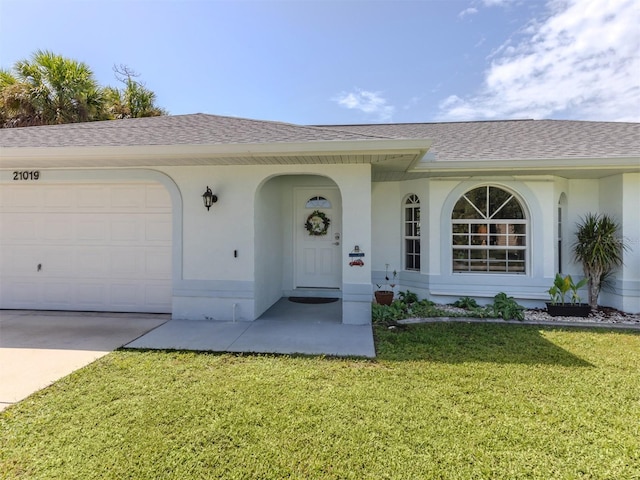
[404,194,420,271]
[452,186,527,274]
[558,204,563,273]
[305,196,331,208]
[558,193,567,274]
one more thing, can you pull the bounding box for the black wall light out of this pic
[202,186,218,210]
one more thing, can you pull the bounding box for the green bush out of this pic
[373,291,525,323]
[372,291,441,326]
[372,302,406,326]
[397,290,418,305]
[452,296,480,309]
[491,292,525,321]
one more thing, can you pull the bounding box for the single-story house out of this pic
[1,114,638,324]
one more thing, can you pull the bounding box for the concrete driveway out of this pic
[0,310,168,411]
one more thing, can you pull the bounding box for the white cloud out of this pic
[439,0,640,122]
[334,88,395,121]
[482,0,515,6]
[459,7,478,18]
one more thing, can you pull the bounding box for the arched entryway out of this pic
[253,174,343,318]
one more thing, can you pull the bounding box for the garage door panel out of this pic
[76,249,109,276]
[145,249,171,277]
[111,283,141,307]
[145,185,171,207]
[0,182,172,313]
[43,187,73,209]
[110,186,145,209]
[110,250,141,275]
[40,249,74,274]
[1,215,38,241]
[2,281,35,304]
[145,284,172,308]
[43,218,74,241]
[1,188,37,209]
[43,282,73,305]
[110,220,140,242]
[76,283,106,306]
[145,219,172,242]
[77,219,108,240]
[77,186,109,208]
[2,248,35,274]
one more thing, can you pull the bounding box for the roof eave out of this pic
[411,156,640,173]
[0,139,432,168]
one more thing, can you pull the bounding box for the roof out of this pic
[0,114,638,180]
[0,113,387,148]
[319,119,640,162]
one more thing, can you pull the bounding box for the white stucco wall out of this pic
[597,173,640,312]
[160,163,372,323]
[372,176,563,308]
[254,176,285,318]
[8,163,635,320]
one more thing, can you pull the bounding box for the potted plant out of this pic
[546,273,590,317]
[374,265,397,306]
[572,213,628,310]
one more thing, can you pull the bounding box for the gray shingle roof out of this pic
[1,114,638,163]
[0,113,385,148]
[319,120,640,161]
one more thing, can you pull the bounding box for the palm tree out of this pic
[572,213,628,309]
[8,50,105,125]
[0,69,39,127]
[1,52,166,127]
[104,65,166,119]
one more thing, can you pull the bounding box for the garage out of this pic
[0,181,172,313]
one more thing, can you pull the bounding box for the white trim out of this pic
[0,139,432,165]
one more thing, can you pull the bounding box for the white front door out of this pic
[295,187,341,289]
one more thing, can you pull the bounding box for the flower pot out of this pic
[546,303,591,317]
[374,291,394,306]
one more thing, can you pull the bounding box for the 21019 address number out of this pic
[13,170,40,181]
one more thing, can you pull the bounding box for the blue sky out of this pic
[1,0,638,124]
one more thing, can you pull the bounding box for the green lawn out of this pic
[2,323,639,479]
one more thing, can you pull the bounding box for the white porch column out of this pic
[335,165,373,325]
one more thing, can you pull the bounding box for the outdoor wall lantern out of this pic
[202,186,218,210]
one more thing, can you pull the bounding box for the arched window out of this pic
[452,186,527,274]
[305,196,331,208]
[404,194,420,271]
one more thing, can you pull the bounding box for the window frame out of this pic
[404,194,421,272]
[451,186,528,275]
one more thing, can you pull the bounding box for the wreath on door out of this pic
[305,210,331,236]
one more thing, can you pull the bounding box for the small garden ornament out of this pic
[374,265,397,306]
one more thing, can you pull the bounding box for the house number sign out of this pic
[13,170,40,181]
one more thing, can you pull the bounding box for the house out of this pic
[1,114,638,325]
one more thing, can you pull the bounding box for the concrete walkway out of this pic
[1,300,375,410]
[0,310,169,411]
[126,298,376,358]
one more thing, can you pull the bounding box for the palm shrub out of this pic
[572,213,627,310]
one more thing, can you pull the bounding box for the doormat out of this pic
[288,297,339,304]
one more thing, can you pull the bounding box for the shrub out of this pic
[452,297,480,309]
[397,290,419,305]
[573,213,628,309]
[548,273,588,305]
[491,292,524,321]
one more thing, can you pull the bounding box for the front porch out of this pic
[126,298,375,357]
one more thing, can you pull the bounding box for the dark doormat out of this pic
[288,297,339,304]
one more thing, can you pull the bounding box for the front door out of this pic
[295,187,341,289]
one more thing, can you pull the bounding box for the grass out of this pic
[2,323,639,479]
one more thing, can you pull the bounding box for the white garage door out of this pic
[0,182,172,313]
